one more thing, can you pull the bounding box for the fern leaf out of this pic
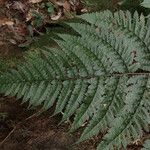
[97,76,149,150]
[79,10,150,71]
[142,139,150,150]
[70,78,103,131]
[0,11,150,150]
[79,76,127,142]
[141,0,150,8]
[61,80,88,122]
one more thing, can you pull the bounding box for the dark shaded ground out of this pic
[0,97,150,150]
[0,97,102,150]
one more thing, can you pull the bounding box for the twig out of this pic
[33,28,44,36]
[0,109,42,147]
[0,127,16,147]
[24,109,42,122]
[112,72,150,77]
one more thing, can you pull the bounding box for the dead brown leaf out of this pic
[26,9,32,22]
[51,11,62,20]
[0,18,14,26]
[0,0,5,6]
[63,1,71,12]
[55,0,65,6]
[12,1,27,13]
[29,0,43,4]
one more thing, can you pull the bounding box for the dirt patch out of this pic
[0,97,100,150]
[0,97,149,150]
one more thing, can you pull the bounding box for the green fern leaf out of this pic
[97,75,149,150]
[0,11,150,150]
[141,0,150,8]
[142,139,150,150]
[79,10,150,71]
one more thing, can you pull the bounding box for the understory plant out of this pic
[0,10,150,149]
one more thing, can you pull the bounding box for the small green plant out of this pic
[41,2,54,14]
[32,11,44,27]
[0,10,150,149]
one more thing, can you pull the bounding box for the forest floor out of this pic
[0,97,101,150]
[0,97,149,150]
[0,0,149,150]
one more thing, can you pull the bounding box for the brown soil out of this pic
[0,97,101,150]
[0,97,149,150]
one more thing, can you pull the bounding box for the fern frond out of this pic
[79,10,150,71]
[0,10,150,150]
[97,75,150,149]
[141,0,150,8]
[79,76,127,142]
[142,139,150,150]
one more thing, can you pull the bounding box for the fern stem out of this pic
[1,72,150,86]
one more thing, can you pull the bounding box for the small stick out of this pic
[0,109,42,147]
[24,109,42,122]
[0,127,16,147]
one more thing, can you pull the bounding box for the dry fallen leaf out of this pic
[26,9,32,21]
[133,139,141,145]
[0,18,14,26]
[29,0,43,4]
[63,1,71,12]
[81,8,88,13]
[51,11,62,20]
[55,0,65,6]
[9,39,17,45]
[12,1,27,13]
[13,24,28,37]
[0,0,5,6]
